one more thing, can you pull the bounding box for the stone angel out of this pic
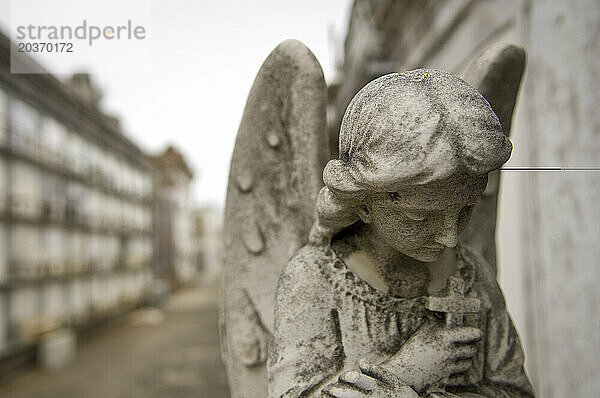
[221,40,534,398]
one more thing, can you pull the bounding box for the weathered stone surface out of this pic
[221,40,328,398]
[267,70,533,397]
[323,2,600,397]
[223,33,534,396]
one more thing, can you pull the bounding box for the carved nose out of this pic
[435,215,459,248]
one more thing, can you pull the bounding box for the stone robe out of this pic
[268,243,534,397]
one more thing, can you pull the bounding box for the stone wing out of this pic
[461,44,526,274]
[221,40,329,398]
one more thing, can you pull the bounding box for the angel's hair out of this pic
[309,69,512,246]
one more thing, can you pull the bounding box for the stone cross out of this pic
[426,276,481,327]
[425,276,482,394]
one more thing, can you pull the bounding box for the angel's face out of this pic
[363,174,488,262]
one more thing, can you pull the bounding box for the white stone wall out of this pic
[516,1,600,396]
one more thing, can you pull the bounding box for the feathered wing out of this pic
[221,40,328,398]
[461,44,526,274]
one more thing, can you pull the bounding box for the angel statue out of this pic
[221,40,533,398]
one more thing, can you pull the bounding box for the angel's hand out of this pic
[322,366,418,398]
[380,320,481,392]
[322,382,368,398]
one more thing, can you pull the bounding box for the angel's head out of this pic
[310,70,511,262]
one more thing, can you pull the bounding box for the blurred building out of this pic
[147,146,196,287]
[192,206,222,283]
[0,32,154,359]
[332,1,600,396]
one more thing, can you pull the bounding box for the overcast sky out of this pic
[0,0,353,208]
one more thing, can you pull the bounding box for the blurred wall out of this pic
[0,32,154,357]
[331,1,600,396]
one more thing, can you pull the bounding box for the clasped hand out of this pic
[322,320,482,397]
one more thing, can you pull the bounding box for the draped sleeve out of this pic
[267,246,344,398]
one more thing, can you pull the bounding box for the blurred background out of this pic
[0,0,598,397]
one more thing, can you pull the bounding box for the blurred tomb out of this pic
[0,30,211,372]
[192,205,223,284]
[147,146,197,288]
